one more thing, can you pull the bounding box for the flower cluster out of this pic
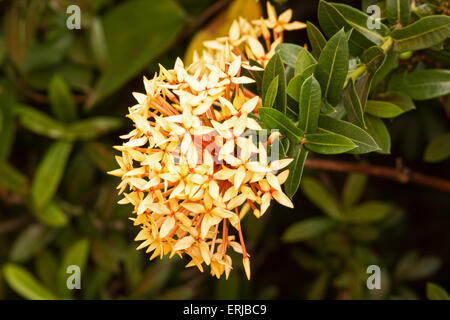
[108,2,306,280]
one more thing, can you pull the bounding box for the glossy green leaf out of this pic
[294,49,317,76]
[49,75,77,122]
[343,79,365,128]
[304,133,356,154]
[315,29,349,106]
[390,69,450,100]
[386,0,411,26]
[86,0,186,108]
[320,100,337,114]
[264,76,279,108]
[391,15,450,52]
[427,283,450,300]
[275,43,311,68]
[318,1,389,55]
[377,91,415,111]
[361,46,386,73]
[364,115,391,154]
[318,115,379,154]
[371,51,399,90]
[365,100,411,118]
[31,141,72,211]
[302,176,343,219]
[262,53,286,113]
[284,144,309,198]
[343,201,392,223]
[3,263,56,300]
[287,64,317,101]
[424,132,450,162]
[299,75,321,133]
[306,21,327,58]
[282,217,336,242]
[258,107,304,142]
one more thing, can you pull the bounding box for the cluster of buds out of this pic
[108,2,306,280]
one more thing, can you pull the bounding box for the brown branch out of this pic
[304,158,450,194]
[0,216,31,234]
[185,0,233,34]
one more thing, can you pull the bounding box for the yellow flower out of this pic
[260,1,307,34]
[108,3,305,280]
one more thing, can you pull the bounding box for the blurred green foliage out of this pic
[0,0,449,300]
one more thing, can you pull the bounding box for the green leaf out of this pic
[343,79,365,128]
[31,141,72,211]
[386,0,411,26]
[307,21,327,58]
[258,107,304,142]
[424,132,450,162]
[294,49,317,76]
[343,201,392,223]
[282,217,336,242]
[301,176,342,219]
[83,142,117,171]
[89,17,109,69]
[35,251,58,291]
[299,75,322,133]
[58,239,90,297]
[262,53,286,113]
[396,253,442,282]
[263,76,279,108]
[365,100,410,118]
[86,0,186,108]
[249,59,264,95]
[0,162,28,194]
[364,115,391,154]
[34,201,68,228]
[318,1,389,55]
[49,75,77,122]
[390,69,450,100]
[284,144,309,198]
[305,133,356,154]
[67,117,122,140]
[275,43,311,68]
[377,91,415,111]
[15,105,66,139]
[320,100,337,114]
[371,51,399,90]
[361,46,386,74]
[342,173,368,209]
[318,115,379,154]
[315,29,349,106]
[391,15,450,52]
[3,263,56,300]
[9,224,53,263]
[287,64,317,101]
[427,283,450,300]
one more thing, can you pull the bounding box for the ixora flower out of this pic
[108,3,305,280]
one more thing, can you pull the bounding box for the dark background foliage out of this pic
[0,0,449,300]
